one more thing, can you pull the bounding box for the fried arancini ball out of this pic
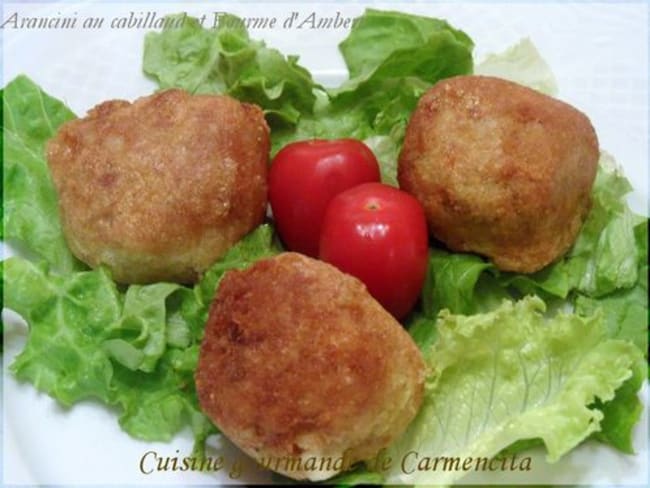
[398,75,599,273]
[46,89,269,283]
[196,253,425,481]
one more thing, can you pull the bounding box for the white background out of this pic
[2,1,649,486]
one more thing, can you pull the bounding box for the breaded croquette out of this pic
[196,252,425,481]
[398,75,599,273]
[46,89,269,283]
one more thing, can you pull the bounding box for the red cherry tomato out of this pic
[269,139,380,257]
[319,182,429,319]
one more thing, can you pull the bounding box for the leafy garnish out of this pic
[475,37,558,95]
[387,297,645,485]
[4,224,278,451]
[2,75,83,272]
[144,14,317,126]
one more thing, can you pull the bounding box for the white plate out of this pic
[2,1,648,486]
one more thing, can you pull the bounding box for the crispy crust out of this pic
[398,75,599,272]
[196,253,425,481]
[46,89,269,283]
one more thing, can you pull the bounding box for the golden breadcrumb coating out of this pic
[196,253,425,481]
[398,75,599,272]
[46,89,269,283]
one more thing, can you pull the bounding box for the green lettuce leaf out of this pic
[475,38,558,95]
[384,297,645,485]
[423,249,496,317]
[4,257,202,432]
[575,214,650,454]
[406,313,439,356]
[332,8,473,132]
[590,353,645,453]
[566,153,641,297]
[362,132,403,186]
[5,224,278,448]
[498,263,572,301]
[102,282,182,373]
[197,223,279,305]
[143,14,318,126]
[338,9,473,80]
[6,259,121,404]
[2,75,83,272]
[329,467,384,487]
[111,345,212,443]
[574,218,648,354]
